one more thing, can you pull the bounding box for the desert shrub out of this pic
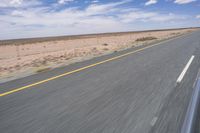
[92,47,97,50]
[103,48,109,51]
[136,36,157,42]
[171,32,180,35]
[102,43,109,46]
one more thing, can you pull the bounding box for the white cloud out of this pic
[174,0,196,4]
[0,0,41,7]
[119,10,185,23]
[85,0,131,15]
[196,15,200,19]
[91,0,99,3]
[145,0,157,6]
[0,0,195,40]
[58,0,74,4]
[0,0,22,7]
[11,10,23,16]
[10,0,23,5]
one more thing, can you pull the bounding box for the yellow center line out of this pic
[0,35,184,97]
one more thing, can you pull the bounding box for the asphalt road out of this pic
[0,31,200,133]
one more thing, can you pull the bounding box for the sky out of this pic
[0,0,199,40]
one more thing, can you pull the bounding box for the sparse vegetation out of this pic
[103,48,109,51]
[171,32,180,35]
[102,43,108,46]
[136,36,157,42]
[36,67,51,73]
[0,28,196,81]
[92,47,97,50]
[0,28,197,46]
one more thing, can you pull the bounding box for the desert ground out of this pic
[0,28,198,82]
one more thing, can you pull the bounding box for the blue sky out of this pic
[0,0,199,40]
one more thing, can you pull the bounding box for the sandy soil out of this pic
[0,28,197,82]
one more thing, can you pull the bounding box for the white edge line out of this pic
[150,117,158,126]
[177,55,195,83]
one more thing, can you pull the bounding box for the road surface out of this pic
[0,31,200,133]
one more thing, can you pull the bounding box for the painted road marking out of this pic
[0,35,188,97]
[177,55,195,83]
[150,117,158,126]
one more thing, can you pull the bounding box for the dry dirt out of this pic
[0,28,197,82]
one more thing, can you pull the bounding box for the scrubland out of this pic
[0,28,197,82]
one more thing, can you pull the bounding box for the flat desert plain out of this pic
[0,28,198,82]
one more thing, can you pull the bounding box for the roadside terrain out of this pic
[0,30,200,133]
[0,28,197,82]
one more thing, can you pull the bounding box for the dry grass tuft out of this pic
[136,36,157,42]
[36,67,51,73]
[103,48,109,51]
[102,43,109,46]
